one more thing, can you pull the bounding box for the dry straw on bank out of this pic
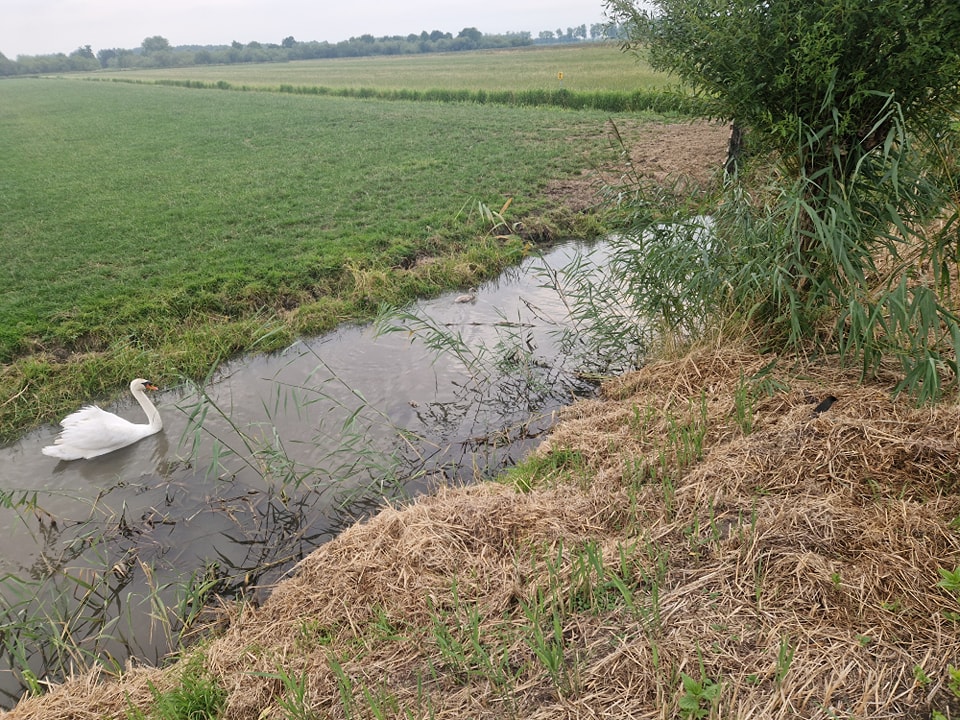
[6,342,960,719]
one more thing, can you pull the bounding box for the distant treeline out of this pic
[98,76,704,116]
[0,25,623,77]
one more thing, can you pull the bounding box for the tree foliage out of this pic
[141,35,171,53]
[1,28,574,75]
[612,0,960,156]
[603,0,960,399]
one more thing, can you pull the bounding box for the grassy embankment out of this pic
[8,342,960,719]
[0,44,678,443]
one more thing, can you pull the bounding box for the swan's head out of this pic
[130,378,159,393]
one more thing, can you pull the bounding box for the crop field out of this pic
[0,46,675,440]
[93,43,669,92]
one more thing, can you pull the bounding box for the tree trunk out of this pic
[724,122,744,176]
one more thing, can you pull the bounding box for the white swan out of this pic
[454,287,477,303]
[42,378,162,460]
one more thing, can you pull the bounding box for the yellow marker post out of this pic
[557,71,563,88]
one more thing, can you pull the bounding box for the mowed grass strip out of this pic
[0,77,634,440]
[94,44,670,93]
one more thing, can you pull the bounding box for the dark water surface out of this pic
[0,240,615,705]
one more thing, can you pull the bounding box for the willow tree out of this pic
[605,0,960,398]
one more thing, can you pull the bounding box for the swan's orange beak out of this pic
[144,382,159,391]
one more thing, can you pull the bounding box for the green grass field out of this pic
[94,43,669,93]
[0,46,674,441]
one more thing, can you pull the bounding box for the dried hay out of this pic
[1,665,168,720]
[540,343,960,717]
[6,342,960,719]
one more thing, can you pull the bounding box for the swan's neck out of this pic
[132,388,163,431]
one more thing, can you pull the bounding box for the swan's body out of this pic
[454,287,477,304]
[42,379,162,460]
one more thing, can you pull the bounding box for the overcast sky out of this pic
[1,0,612,59]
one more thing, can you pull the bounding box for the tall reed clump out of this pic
[600,102,960,400]
[601,0,960,400]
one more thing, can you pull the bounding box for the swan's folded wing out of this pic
[56,408,142,451]
[59,405,108,428]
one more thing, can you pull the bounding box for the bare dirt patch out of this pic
[545,119,732,212]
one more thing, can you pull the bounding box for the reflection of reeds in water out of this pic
[0,484,217,706]
[0,352,416,705]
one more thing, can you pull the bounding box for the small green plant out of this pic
[126,660,226,720]
[635,540,668,631]
[274,666,315,720]
[936,566,960,596]
[775,635,796,685]
[565,541,638,615]
[427,604,472,681]
[948,664,960,699]
[626,398,709,525]
[677,672,720,719]
[359,683,401,720]
[733,372,755,435]
[426,581,515,689]
[366,605,405,645]
[520,589,571,692]
[732,361,788,435]
[629,403,658,441]
[295,619,335,650]
[327,654,357,720]
[665,393,708,468]
[912,664,931,687]
[476,197,516,238]
[503,448,586,492]
[654,456,676,521]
